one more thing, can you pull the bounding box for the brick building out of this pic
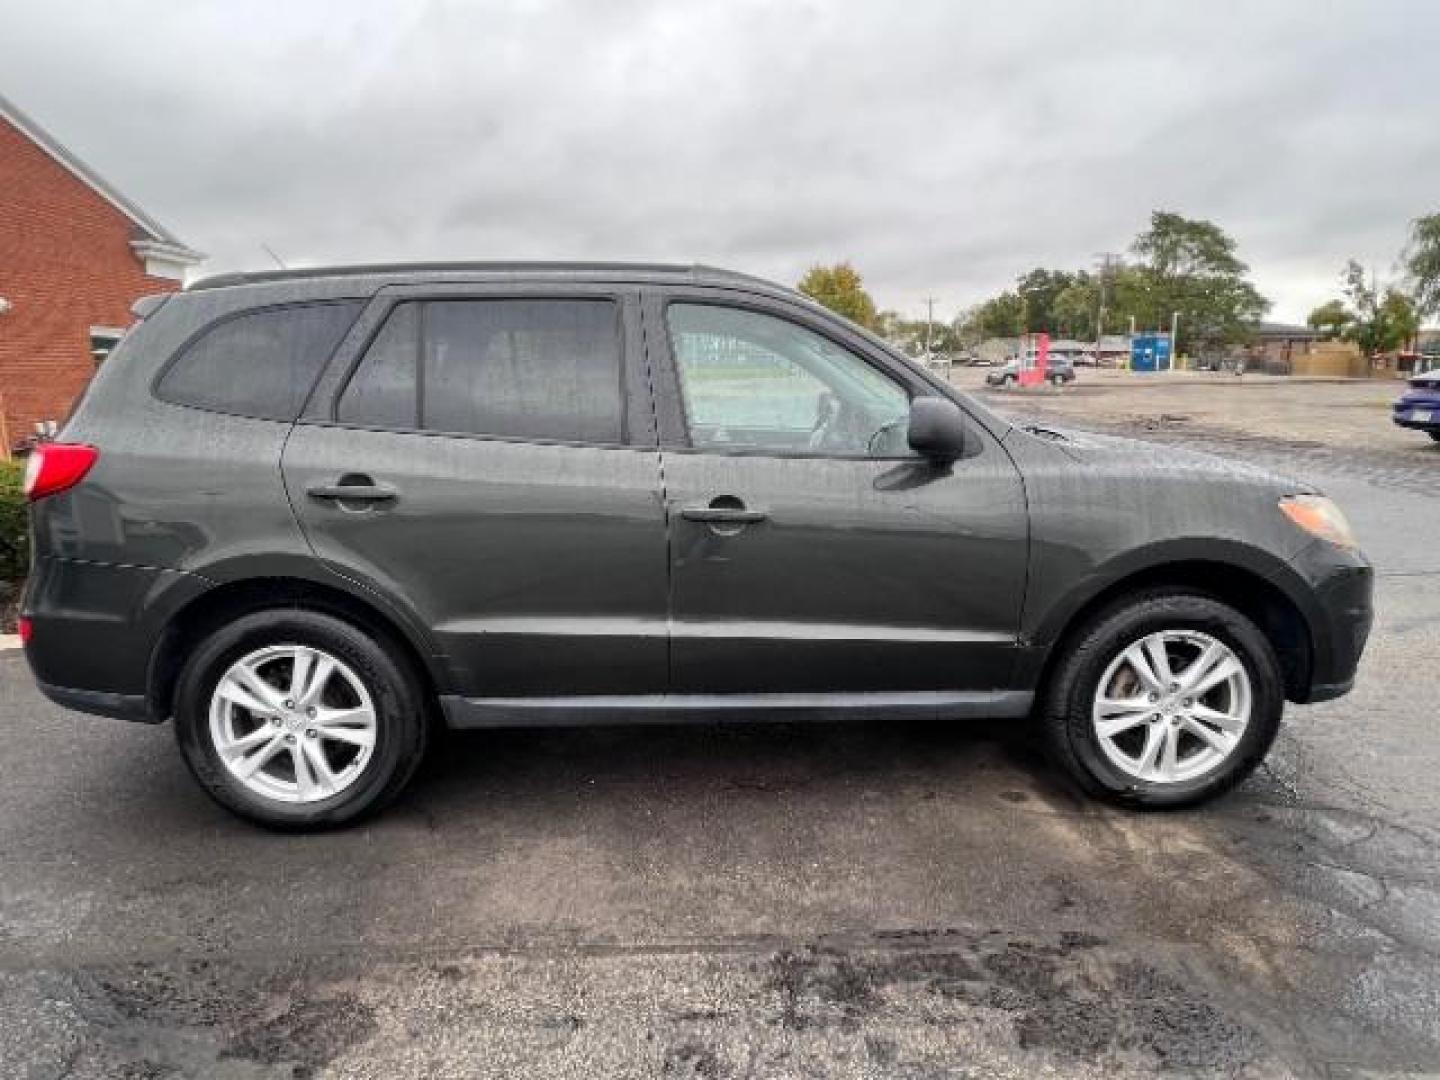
[0,91,201,450]
[1241,321,1321,374]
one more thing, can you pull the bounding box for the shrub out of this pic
[0,459,28,583]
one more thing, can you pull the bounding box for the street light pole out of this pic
[1170,310,1179,373]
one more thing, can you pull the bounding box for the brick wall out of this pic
[0,114,182,449]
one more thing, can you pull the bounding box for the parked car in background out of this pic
[1393,369,1440,441]
[923,353,954,379]
[21,262,1370,829]
[985,356,1076,388]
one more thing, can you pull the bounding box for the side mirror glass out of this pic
[906,396,968,461]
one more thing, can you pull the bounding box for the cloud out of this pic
[4,0,1438,321]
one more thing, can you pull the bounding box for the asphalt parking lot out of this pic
[3,385,1439,1078]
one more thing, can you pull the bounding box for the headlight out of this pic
[1279,494,1358,551]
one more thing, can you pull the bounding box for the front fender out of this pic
[1024,536,1322,652]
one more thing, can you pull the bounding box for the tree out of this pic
[955,212,1269,353]
[1051,273,1105,338]
[1379,289,1420,351]
[1307,299,1350,340]
[874,310,962,357]
[1132,211,1247,280]
[1128,210,1269,353]
[1403,212,1440,319]
[948,211,1270,354]
[873,309,903,341]
[1014,267,1077,335]
[1337,259,1418,355]
[1109,265,1159,334]
[797,263,878,329]
[965,291,1026,339]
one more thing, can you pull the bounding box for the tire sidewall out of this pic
[1052,594,1283,807]
[173,610,422,829]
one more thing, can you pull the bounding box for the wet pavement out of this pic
[2,418,1439,1078]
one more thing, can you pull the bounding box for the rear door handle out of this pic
[306,477,397,502]
[680,500,767,524]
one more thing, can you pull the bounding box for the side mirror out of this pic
[906,396,968,461]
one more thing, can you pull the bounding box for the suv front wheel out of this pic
[1042,590,1283,808]
[173,609,429,830]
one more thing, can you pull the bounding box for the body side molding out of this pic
[441,689,1033,728]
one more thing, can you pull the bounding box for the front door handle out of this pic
[680,498,767,525]
[306,476,397,503]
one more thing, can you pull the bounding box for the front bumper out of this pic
[1392,394,1440,431]
[1287,539,1373,704]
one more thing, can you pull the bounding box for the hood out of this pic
[1011,422,1311,494]
[1399,381,1440,400]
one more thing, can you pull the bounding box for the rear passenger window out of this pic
[157,302,361,420]
[336,299,623,444]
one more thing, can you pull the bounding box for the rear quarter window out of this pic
[155,301,362,420]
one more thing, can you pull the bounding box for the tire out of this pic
[1040,589,1283,809]
[173,609,429,830]
[1428,431,1440,443]
[1050,374,1065,387]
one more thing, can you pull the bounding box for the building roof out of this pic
[1256,321,1319,339]
[0,90,202,266]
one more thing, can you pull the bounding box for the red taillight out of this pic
[23,443,99,501]
[17,617,32,645]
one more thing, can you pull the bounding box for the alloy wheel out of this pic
[1091,630,1252,785]
[208,644,378,804]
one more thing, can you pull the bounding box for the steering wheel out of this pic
[866,416,908,457]
[808,391,841,451]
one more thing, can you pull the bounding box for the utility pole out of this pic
[1170,310,1179,372]
[924,296,936,360]
[1093,253,1120,365]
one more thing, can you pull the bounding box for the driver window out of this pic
[666,303,911,456]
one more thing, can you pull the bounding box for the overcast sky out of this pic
[4,0,1439,323]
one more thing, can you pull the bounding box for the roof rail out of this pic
[187,260,713,292]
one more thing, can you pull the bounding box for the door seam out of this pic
[637,293,676,686]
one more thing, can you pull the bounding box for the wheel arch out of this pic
[146,573,447,722]
[1029,553,1317,705]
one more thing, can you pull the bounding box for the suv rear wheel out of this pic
[173,609,428,830]
[1041,590,1283,808]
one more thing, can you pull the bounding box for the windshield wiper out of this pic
[1022,423,1070,442]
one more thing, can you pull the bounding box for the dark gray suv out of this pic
[20,263,1372,829]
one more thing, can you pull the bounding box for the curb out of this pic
[0,635,21,652]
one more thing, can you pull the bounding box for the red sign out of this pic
[1019,332,1050,387]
